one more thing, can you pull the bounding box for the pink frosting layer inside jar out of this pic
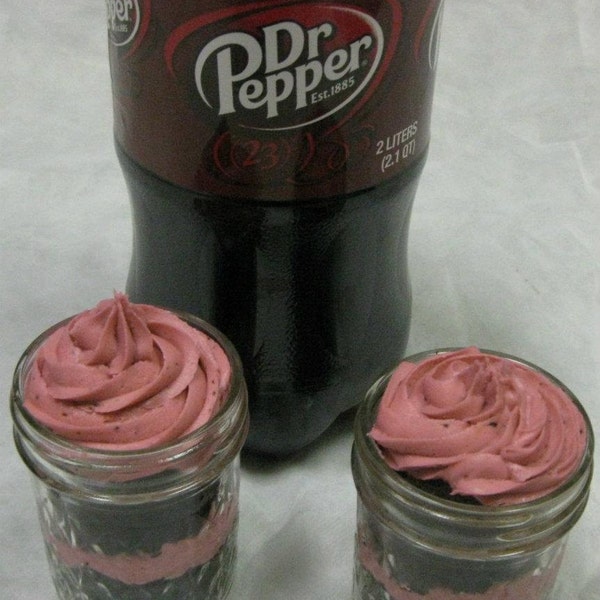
[24,293,231,451]
[48,500,237,585]
[370,347,587,505]
[356,529,564,600]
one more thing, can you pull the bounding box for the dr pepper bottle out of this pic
[106,0,444,454]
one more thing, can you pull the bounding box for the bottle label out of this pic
[107,0,443,202]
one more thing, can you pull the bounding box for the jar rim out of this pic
[353,347,594,534]
[11,308,248,469]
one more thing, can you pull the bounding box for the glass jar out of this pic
[11,312,249,600]
[351,349,594,600]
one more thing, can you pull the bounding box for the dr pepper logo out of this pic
[106,0,151,54]
[165,2,401,131]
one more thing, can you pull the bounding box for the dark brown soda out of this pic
[118,143,425,455]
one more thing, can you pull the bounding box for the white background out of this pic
[1,2,599,599]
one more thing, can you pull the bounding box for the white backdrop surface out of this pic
[1,2,599,599]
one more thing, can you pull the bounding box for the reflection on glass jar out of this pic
[351,349,594,600]
[11,311,248,600]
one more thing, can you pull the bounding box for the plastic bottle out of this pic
[106,0,444,454]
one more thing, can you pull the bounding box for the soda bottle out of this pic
[106,0,444,455]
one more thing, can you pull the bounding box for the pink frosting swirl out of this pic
[370,347,587,506]
[24,293,231,451]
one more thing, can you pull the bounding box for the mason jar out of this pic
[351,349,594,600]
[11,312,249,600]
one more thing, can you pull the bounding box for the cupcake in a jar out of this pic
[352,347,594,600]
[11,293,248,600]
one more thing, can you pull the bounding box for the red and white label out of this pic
[108,0,443,202]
